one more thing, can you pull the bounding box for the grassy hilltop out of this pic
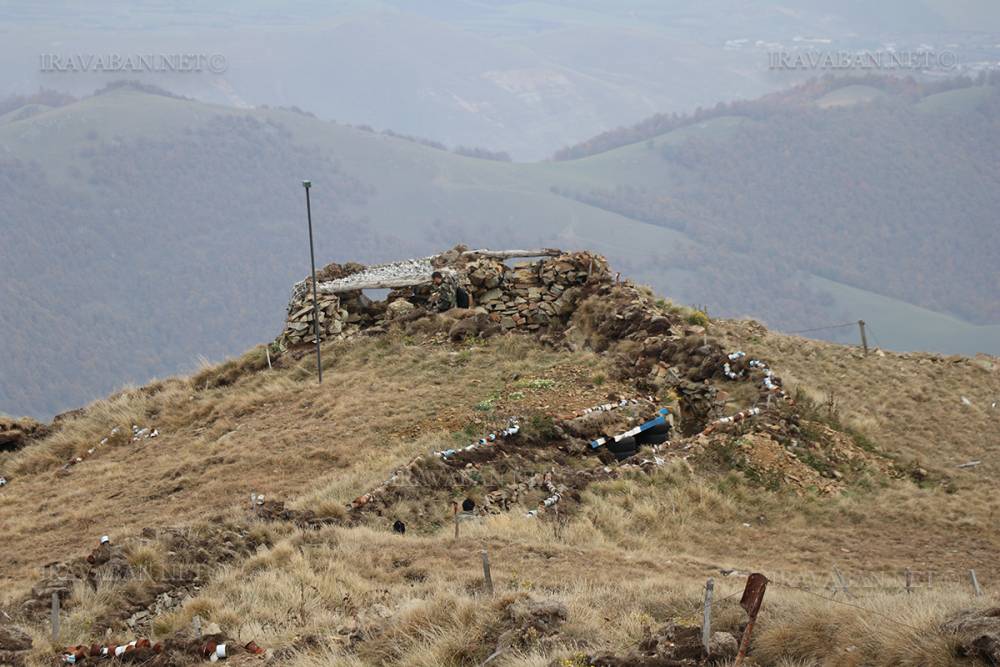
[1,256,999,665]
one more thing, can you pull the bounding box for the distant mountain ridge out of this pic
[5,1,1000,159]
[1,76,998,418]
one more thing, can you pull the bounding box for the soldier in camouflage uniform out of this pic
[429,271,456,311]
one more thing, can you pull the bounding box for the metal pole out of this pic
[303,180,322,383]
[733,615,758,667]
[734,574,768,667]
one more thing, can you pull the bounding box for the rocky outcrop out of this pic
[0,416,50,452]
[943,607,1000,665]
[0,625,32,667]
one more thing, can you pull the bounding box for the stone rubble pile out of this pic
[20,539,130,617]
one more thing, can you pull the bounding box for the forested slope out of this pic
[2,77,998,418]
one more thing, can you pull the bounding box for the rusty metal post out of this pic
[733,573,768,667]
[453,502,460,540]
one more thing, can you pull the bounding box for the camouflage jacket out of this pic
[429,280,457,311]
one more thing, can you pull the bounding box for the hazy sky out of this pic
[5,1,998,157]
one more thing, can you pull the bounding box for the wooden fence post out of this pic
[702,578,714,655]
[833,568,853,599]
[481,550,494,596]
[905,568,913,594]
[970,570,983,597]
[858,320,869,355]
[453,502,460,540]
[193,614,202,638]
[50,592,60,643]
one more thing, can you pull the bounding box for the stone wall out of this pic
[275,249,611,346]
[464,251,610,332]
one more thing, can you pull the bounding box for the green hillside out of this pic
[814,85,889,108]
[1,78,998,418]
[916,85,998,113]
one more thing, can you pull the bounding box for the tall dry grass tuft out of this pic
[125,543,167,580]
[753,588,971,667]
[191,345,272,390]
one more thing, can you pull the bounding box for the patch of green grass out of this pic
[516,378,556,390]
[474,392,501,412]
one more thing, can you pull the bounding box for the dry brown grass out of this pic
[752,588,973,667]
[0,332,626,592]
[4,324,999,666]
[716,321,1000,481]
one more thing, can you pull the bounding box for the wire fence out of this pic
[784,321,858,335]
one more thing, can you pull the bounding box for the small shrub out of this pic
[686,310,709,327]
[525,414,558,441]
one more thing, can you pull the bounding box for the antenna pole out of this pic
[303,180,322,383]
